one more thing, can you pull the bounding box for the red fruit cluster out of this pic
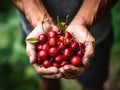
[36,30,85,68]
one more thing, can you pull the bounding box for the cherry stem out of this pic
[49,57,54,62]
[65,15,69,25]
[41,13,46,34]
[59,50,63,54]
[57,15,60,29]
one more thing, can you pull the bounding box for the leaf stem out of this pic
[41,13,46,33]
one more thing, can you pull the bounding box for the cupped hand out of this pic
[25,22,62,79]
[59,25,95,79]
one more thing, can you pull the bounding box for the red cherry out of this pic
[42,60,51,68]
[37,50,48,60]
[71,56,82,66]
[48,38,57,47]
[70,41,79,51]
[53,63,60,68]
[36,58,43,64]
[77,49,84,58]
[58,36,64,42]
[60,61,69,67]
[57,30,63,36]
[57,40,62,46]
[38,34,47,44]
[42,43,50,51]
[48,47,58,57]
[64,31,72,38]
[64,37,72,46]
[54,55,63,64]
[79,43,85,49]
[36,44,43,51]
[47,30,57,38]
[35,27,85,68]
[57,41,66,51]
[62,48,72,59]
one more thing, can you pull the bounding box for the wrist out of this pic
[70,0,106,29]
[23,0,54,28]
[25,9,54,28]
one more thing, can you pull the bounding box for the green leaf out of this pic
[26,38,38,43]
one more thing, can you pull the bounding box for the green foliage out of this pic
[0,8,39,90]
[111,0,120,74]
[0,1,14,13]
[112,0,120,43]
[0,1,14,22]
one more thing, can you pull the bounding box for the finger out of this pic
[82,42,95,67]
[32,63,59,75]
[59,65,85,78]
[62,73,77,79]
[63,65,85,76]
[59,67,78,79]
[43,73,62,79]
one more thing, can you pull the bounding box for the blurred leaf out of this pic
[26,38,38,43]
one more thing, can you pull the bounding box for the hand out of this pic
[59,25,95,79]
[25,22,62,79]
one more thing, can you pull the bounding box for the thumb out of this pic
[26,42,37,64]
[82,42,95,67]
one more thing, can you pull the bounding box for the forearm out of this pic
[12,0,24,13]
[13,0,53,28]
[70,0,117,29]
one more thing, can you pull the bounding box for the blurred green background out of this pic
[0,1,120,90]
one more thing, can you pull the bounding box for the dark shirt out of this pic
[43,0,83,24]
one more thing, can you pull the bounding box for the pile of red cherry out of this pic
[36,30,85,68]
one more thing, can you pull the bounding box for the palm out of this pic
[67,25,94,43]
